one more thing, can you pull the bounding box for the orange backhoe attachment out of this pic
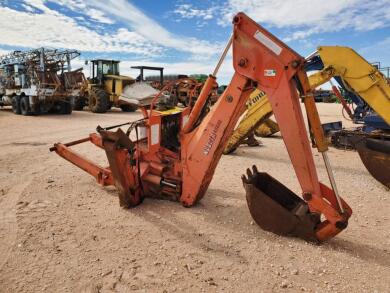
[51,13,352,242]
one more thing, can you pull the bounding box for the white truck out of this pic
[0,48,82,115]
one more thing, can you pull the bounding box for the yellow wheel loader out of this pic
[74,59,137,113]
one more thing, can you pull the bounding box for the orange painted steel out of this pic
[51,13,351,242]
[331,85,354,120]
[182,74,217,133]
[50,135,113,186]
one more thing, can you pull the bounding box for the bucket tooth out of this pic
[242,165,320,242]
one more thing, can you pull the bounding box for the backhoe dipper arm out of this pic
[180,13,351,241]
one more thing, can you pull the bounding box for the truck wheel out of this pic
[59,101,72,114]
[11,96,21,114]
[20,96,31,116]
[73,97,86,111]
[89,90,108,113]
[120,104,137,112]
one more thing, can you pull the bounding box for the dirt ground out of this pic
[0,104,389,293]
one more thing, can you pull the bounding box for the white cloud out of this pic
[83,0,223,56]
[219,0,390,41]
[54,0,86,10]
[173,4,216,21]
[50,0,113,24]
[359,37,390,67]
[24,0,52,12]
[21,4,35,12]
[39,0,223,57]
[0,5,162,55]
[0,0,231,83]
[88,8,114,24]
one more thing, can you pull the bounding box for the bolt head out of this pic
[238,58,248,67]
[291,60,300,68]
[303,192,312,201]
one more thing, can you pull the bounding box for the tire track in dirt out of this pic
[0,177,33,270]
[0,147,49,272]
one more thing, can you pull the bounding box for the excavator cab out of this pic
[83,59,135,113]
[90,59,120,85]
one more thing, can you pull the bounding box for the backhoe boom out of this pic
[52,13,351,242]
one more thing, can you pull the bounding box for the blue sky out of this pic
[0,0,389,84]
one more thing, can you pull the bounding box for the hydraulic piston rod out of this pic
[182,35,233,134]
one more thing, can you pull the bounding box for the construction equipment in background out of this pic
[188,74,220,105]
[372,61,390,79]
[0,48,80,115]
[119,75,218,121]
[73,59,137,113]
[223,89,275,154]
[51,13,352,242]
[306,46,390,187]
[312,89,337,103]
[255,119,279,137]
[138,69,219,107]
[170,76,219,107]
[132,65,165,89]
[63,68,88,109]
[305,46,390,129]
[224,87,331,154]
[75,62,220,113]
[226,45,390,187]
[223,77,331,154]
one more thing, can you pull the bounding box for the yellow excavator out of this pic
[224,46,390,187]
[223,90,277,154]
[223,77,323,155]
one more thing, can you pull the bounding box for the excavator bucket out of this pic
[353,137,390,188]
[242,166,320,242]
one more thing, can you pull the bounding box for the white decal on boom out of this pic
[254,30,282,56]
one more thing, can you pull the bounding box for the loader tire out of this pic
[120,104,137,112]
[106,101,113,111]
[20,96,31,116]
[11,96,21,114]
[73,97,86,111]
[89,90,108,113]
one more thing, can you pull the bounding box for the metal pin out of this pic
[161,180,177,188]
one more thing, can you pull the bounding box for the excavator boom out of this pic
[227,45,390,187]
[227,46,390,151]
[316,46,390,125]
[51,13,351,242]
[223,90,275,154]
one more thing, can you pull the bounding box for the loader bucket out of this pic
[353,137,390,188]
[242,166,320,242]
